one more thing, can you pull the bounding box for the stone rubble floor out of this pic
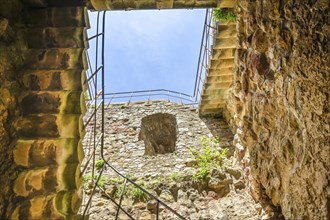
[79,101,262,219]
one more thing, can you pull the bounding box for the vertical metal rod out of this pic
[87,51,96,90]
[101,10,106,167]
[92,11,101,181]
[156,201,160,220]
[193,9,208,97]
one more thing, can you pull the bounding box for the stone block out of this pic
[208,67,234,76]
[22,69,84,91]
[11,190,82,219]
[208,178,230,197]
[210,58,235,68]
[212,48,235,59]
[16,114,83,138]
[217,24,237,38]
[13,139,82,168]
[20,91,84,115]
[11,195,65,220]
[13,165,81,197]
[24,7,87,27]
[214,37,236,49]
[24,48,85,70]
[26,27,86,49]
[217,0,235,8]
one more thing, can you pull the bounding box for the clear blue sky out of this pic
[87,9,206,101]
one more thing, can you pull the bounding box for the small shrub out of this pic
[193,167,209,180]
[169,172,182,182]
[115,184,125,198]
[83,172,93,189]
[95,159,105,170]
[97,175,110,188]
[213,8,236,22]
[130,187,147,202]
[83,172,110,189]
[189,136,228,180]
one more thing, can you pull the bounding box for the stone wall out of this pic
[226,0,330,219]
[89,101,235,184]
[0,0,26,218]
[82,101,262,219]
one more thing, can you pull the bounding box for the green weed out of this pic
[169,172,182,182]
[130,187,147,202]
[213,8,236,22]
[95,159,105,170]
[189,136,228,180]
[83,172,110,189]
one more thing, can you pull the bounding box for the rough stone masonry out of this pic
[225,1,330,219]
[81,101,263,219]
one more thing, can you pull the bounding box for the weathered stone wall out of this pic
[0,0,26,218]
[226,1,330,219]
[92,101,235,182]
[82,101,262,219]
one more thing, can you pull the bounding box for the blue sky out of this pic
[87,9,206,101]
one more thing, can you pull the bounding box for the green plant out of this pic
[189,136,228,180]
[82,172,110,189]
[95,159,104,170]
[114,182,127,198]
[83,172,94,189]
[169,172,182,182]
[193,167,209,180]
[97,174,110,188]
[130,187,147,202]
[213,8,236,22]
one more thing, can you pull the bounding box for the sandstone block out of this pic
[13,139,82,168]
[22,69,84,91]
[24,7,87,27]
[24,48,86,70]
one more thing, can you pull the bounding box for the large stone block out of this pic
[15,114,83,138]
[13,139,83,168]
[11,190,82,219]
[139,113,177,155]
[11,195,65,220]
[22,69,84,91]
[210,58,235,68]
[13,164,81,197]
[24,48,86,70]
[24,7,87,27]
[26,27,87,49]
[20,91,84,115]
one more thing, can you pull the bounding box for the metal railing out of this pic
[80,10,186,219]
[193,8,218,103]
[81,10,106,217]
[104,89,196,105]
